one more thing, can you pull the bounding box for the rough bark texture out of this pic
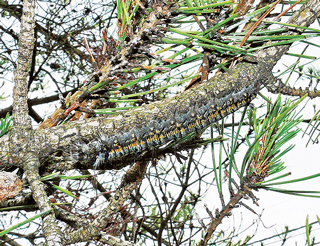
[3,58,273,170]
[8,0,63,245]
[1,0,320,244]
[1,0,320,172]
[11,0,34,129]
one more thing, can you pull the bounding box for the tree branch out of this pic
[8,0,64,244]
[0,88,78,119]
[0,0,319,173]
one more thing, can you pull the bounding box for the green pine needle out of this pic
[240,94,307,184]
[0,113,12,137]
[0,209,53,236]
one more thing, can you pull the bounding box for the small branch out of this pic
[239,0,281,47]
[0,88,78,119]
[54,206,90,229]
[100,233,138,246]
[29,107,43,123]
[264,79,320,98]
[158,150,194,243]
[63,161,148,244]
[81,169,112,200]
[0,192,34,209]
[11,0,35,129]
[24,154,63,245]
[0,234,23,246]
[201,183,253,245]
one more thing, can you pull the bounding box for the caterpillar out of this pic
[70,78,260,169]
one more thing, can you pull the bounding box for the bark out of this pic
[8,0,63,245]
[1,0,320,172]
[1,0,320,244]
[4,57,274,170]
[11,0,34,129]
[0,88,78,119]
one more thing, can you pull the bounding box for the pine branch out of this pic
[1,0,320,173]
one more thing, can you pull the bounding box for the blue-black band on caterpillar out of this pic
[71,80,260,169]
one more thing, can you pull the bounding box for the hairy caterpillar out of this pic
[72,81,260,169]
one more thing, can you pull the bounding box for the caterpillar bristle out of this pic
[70,82,260,169]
